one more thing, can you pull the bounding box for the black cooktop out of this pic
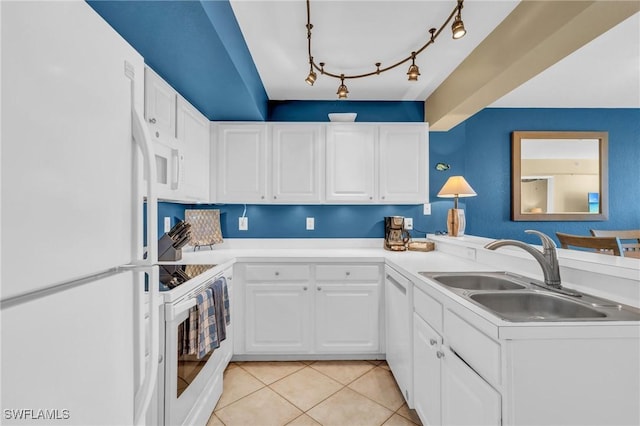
[159,264,216,290]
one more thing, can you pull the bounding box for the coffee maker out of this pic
[384,216,410,251]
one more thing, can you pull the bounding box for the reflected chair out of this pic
[589,229,640,253]
[556,232,624,257]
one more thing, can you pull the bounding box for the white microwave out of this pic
[153,139,184,196]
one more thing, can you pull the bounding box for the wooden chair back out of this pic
[589,229,640,253]
[556,232,624,257]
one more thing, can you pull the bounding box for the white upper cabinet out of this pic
[212,122,429,204]
[379,124,428,203]
[326,124,377,202]
[176,96,210,202]
[214,123,268,203]
[271,124,324,203]
[144,67,210,203]
[144,67,176,142]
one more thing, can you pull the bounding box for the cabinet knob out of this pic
[273,196,277,199]
[155,131,160,138]
[369,196,373,200]
[436,351,445,359]
[345,271,351,276]
[261,195,265,199]
[303,286,308,291]
[158,355,164,364]
[429,339,437,346]
[275,272,280,276]
[149,118,157,124]
[381,196,385,200]
[317,287,322,291]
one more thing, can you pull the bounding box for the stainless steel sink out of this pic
[419,272,526,291]
[417,271,640,322]
[469,291,606,321]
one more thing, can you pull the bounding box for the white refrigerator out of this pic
[1,2,160,425]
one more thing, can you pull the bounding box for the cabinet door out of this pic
[176,96,210,202]
[441,346,501,426]
[315,283,379,353]
[385,269,412,404]
[325,124,376,202]
[271,124,324,203]
[413,313,442,426]
[144,67,176,142]
[379,124,428,203]
[245,283,312,353]
[215,124,268,203]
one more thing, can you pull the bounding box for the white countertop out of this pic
[171,236,640,339]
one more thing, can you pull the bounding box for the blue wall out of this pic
[462,108,640,244]
[159,107,639,243]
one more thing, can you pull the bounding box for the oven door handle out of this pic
[166,297,197,322]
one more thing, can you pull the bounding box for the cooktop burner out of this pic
[159,264,216,290]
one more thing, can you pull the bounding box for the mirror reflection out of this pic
[511,131,608,221]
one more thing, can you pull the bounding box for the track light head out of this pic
[305,71,317,85]
[452,14,466,39]
[407,53,420,81]
[337,75,349,99]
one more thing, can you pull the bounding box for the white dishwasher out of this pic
[384,266,413,407]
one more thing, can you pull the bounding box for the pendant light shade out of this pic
[451,14,466,39]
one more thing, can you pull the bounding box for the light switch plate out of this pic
[423,203,431,215]
[164,217,171,233]
[239,217,248,231]
[306,217,315,230]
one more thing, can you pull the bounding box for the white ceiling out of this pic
[230,0,639,108]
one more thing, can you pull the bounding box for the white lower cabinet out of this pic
[412,287,501,426]
[413,313,442,426]
[237,262,382,355]
[441,345,501,426]
[245,283,312,353]
[315,283,379,353]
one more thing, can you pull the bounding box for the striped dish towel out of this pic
[196,288,220,359]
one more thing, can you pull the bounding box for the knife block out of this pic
[158,233,182,261]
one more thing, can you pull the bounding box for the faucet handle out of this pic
[524,230,556,251]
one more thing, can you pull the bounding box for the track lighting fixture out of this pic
[305,0,467,99]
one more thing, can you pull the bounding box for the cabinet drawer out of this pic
[244,264,310,282]
[316,264,381,282]
[414,287,443,333]
[445,309,501,386]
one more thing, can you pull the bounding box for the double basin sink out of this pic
[418,271,640,322]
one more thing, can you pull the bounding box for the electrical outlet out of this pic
[164,217,171,233]
[306,217,315,230]
[423,203,431,215]
[404,217,413,230]
[239,217,248,231]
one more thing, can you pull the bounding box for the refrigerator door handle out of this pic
[131,103,159,425]
[132,106,158,264]
[132,265,159,426]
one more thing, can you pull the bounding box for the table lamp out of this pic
[437,176,477,237]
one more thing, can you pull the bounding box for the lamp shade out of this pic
[437,176,477,198]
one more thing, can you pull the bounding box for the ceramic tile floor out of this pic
[207,360,422,426]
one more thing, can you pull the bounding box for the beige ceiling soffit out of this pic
[425,1,640,131]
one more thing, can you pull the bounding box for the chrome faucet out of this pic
[484,230,562,288]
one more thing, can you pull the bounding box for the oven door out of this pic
[164,276,232,426]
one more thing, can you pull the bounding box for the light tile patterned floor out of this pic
[208,361,422,426]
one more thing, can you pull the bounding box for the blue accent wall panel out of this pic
[268,101,424,122]
[87,0,267,121]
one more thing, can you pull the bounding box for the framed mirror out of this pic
[511,131,608,221]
